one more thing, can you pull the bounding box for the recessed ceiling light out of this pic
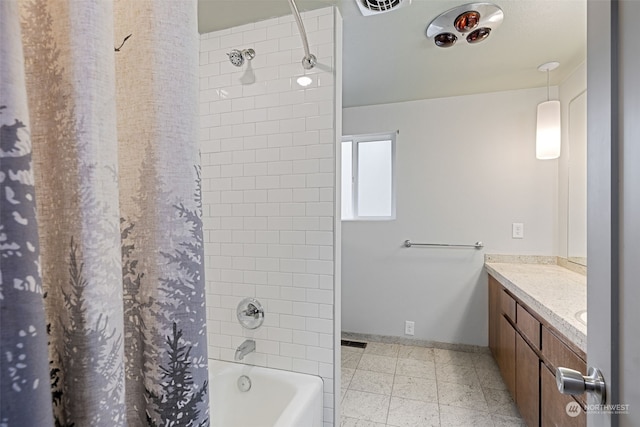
[296,76,313,87]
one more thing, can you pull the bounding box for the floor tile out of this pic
[350,369,394,395]
[341,390,390,423]
[395,358,436,379]
[343,346,366,358]
[438,404,494,427]
[477,364,507,391]
[472,352,499,371]
[364,342,400,358]
[343,348,363,369]
[339,340,525,426]
[343,344,366,354]
[398,345,434,362]
[434,349,475,366]
[392,375,438,403]
[435,363,480,386]
[386,397,440,427]
[340,416,386,427]
[342,367,356,388]
[491,413,528,426]
[483,387,520,417]
[357,354,397,374]
[437,381,489,411]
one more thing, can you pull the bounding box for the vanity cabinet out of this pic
[541,363,586,426]
[498,314,516,397]
[540,326,587,408]
[516,331,540,426]
[488,275,586,427]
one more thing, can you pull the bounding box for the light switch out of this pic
[512,223,524,239]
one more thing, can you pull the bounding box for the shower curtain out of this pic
[1,0,209,426]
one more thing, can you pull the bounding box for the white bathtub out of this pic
[208,359,323,427]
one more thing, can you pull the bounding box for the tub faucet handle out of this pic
[237,298,265,329]
[243,303,261,318]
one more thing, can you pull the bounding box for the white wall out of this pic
[558,62,587,259]
[342,87,559,346]
[199,7,341,426]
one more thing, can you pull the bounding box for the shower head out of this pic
[227,48,255,67]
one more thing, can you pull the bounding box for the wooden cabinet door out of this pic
[541,326,587,407]
[498,314,516,397]
[541,365,586,427]
[488,276,500,359]
[516,332,540,427]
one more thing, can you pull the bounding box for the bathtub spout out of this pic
[235,339,256,361]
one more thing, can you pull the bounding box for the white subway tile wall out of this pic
[200,7,339,426]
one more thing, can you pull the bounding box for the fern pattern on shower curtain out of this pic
[0,1,208,426]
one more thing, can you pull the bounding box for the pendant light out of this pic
[536,62,561,159]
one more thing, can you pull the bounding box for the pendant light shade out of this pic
[536,61,561,160]
[536,100,561,159]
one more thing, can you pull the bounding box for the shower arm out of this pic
[287,0,317,69]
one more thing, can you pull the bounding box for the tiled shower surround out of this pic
[199,7,341,426]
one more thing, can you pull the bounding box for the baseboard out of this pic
[341,331,491,354]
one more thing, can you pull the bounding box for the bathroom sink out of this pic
[575,310,587,325]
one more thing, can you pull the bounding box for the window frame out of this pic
[341,131,397,221]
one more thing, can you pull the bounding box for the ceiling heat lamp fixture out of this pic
[426,3,503,48]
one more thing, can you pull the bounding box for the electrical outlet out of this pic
[405,320,415,336]
[512,222,524,239]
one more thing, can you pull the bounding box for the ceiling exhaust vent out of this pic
[356,0,410,16]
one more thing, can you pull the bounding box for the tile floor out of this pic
[340,342,527,427]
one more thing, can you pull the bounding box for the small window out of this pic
[341,132,396,220]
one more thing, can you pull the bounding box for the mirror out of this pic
[567,91,587,266]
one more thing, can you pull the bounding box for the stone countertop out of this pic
[485,262,587,353]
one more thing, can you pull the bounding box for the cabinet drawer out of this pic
[541,326,586,372]
[517,304,541,349]
[500,290,516,322]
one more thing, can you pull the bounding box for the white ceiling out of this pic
[198,0,586,107]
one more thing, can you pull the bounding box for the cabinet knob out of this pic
[556,366,606,404]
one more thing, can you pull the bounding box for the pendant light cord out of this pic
[546,69,550,101]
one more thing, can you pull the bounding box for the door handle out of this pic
[556,366,606,404]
